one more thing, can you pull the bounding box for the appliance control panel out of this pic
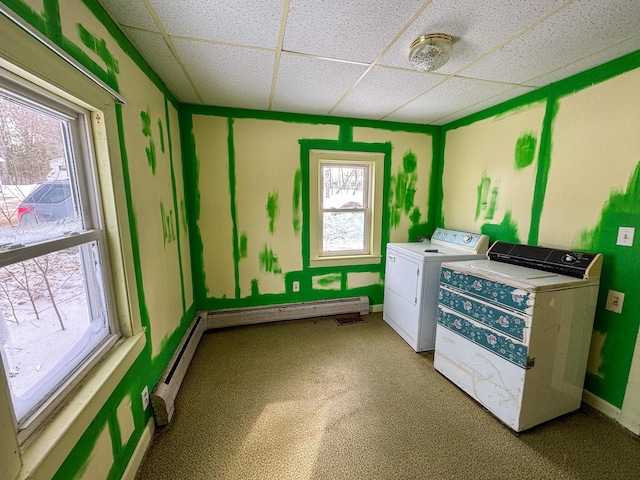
[431,228,489,253]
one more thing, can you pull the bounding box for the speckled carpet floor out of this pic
[136,313,640,479]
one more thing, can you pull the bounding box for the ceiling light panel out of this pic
[283,0,425,63]
[149,0,283,48]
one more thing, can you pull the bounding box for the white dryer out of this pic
[434,241,603,432]
[383,228,489,352]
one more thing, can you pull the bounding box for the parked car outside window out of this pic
[17,180,73,225]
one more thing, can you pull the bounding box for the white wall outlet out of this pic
[617,227,635,247]
[292,281,300,292]
[141,385,150,410]
[605,290,625,314]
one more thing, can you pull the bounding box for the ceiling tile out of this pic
[149,0,283,48]
[432,85,536,125]
[173,39,275,110]
[100,0,159,32]
[272,54,367,115]
[283,0,425,63]
[385,76,517,124]
[379,0,567,75]
[525,35,640,87]
[331,66,444,120]
[461,0,640,85]
[123,28,200,103]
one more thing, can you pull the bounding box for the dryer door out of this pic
[386,249,420,305]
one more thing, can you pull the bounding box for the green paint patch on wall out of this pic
[266,191,279,234]
[158,118,165,153]
[481,211,520,244]
[160,202,176,248]
[76,23,119,75]
[293,169,302,235]
[578,161,640,407]
[140,109,157,174]
[515,132,537,170]
[259,244,282,274]
[239,233,248,259]
[251,279,259,296]
[389,150,419,229]
[313,273,342,289]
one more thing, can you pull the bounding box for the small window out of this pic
[319,161,372,255]
[0,72,118,441]
[308,150,384,267]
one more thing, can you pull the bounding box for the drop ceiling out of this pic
[99,0,640,125]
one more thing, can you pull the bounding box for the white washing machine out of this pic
[383,228,489,352]
[434,241,603,432]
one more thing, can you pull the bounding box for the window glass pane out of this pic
[321,165,366,209]
[322,211,365,252]
[0,95,81,247]
[0,241,109,423]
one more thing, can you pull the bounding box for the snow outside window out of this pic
[0,73,118,441]
[319,161,372,255]
[308,150,384,267]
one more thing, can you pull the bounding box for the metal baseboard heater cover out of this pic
[151,315,205,426]
[206,296,370,329]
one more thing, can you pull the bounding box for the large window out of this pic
[309,150,384,267]
[0,72,118,441]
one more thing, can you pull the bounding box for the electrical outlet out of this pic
[605,290,625,314]
[141,385,150,410]
[292,281,300,292]
[617,227,635,247]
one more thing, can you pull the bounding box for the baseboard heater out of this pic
[206,296,370,329]
[151,314,205,426]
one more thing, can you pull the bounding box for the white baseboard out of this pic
[582,389,621,421]
[121,416,155,480]
[370,304,383,313]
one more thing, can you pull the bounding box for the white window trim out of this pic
[0,15,140,478]
[309,150,384,268]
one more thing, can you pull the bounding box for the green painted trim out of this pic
[428,127,445,230]
[180,112,207,305]
[2,0,46,32]
[43,0,62,44]
[227,118,241,299]
[165,97,187,314]
[527,97,558,245]
[182,103,438,134]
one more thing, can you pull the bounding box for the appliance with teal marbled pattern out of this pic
[440,268,534,314]
[438,287,528,341]
[437,307,529,368]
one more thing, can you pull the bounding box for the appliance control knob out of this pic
[563,254,577,263]
[463,235,472,243]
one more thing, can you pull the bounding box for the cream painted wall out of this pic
[543,69,640,248]
[193,115,237,299]
[353,128,433,242]
[443,103,546,238]
[232,120,338,296]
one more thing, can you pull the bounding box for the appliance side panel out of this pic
[518,285,600,429]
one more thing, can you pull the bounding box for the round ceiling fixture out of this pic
[408,33,453,72]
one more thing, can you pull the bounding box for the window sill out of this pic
[16,331,146,480]
[310,254,382,268]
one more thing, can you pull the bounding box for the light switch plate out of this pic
[605,290,625,314]
[617,227,635,247]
